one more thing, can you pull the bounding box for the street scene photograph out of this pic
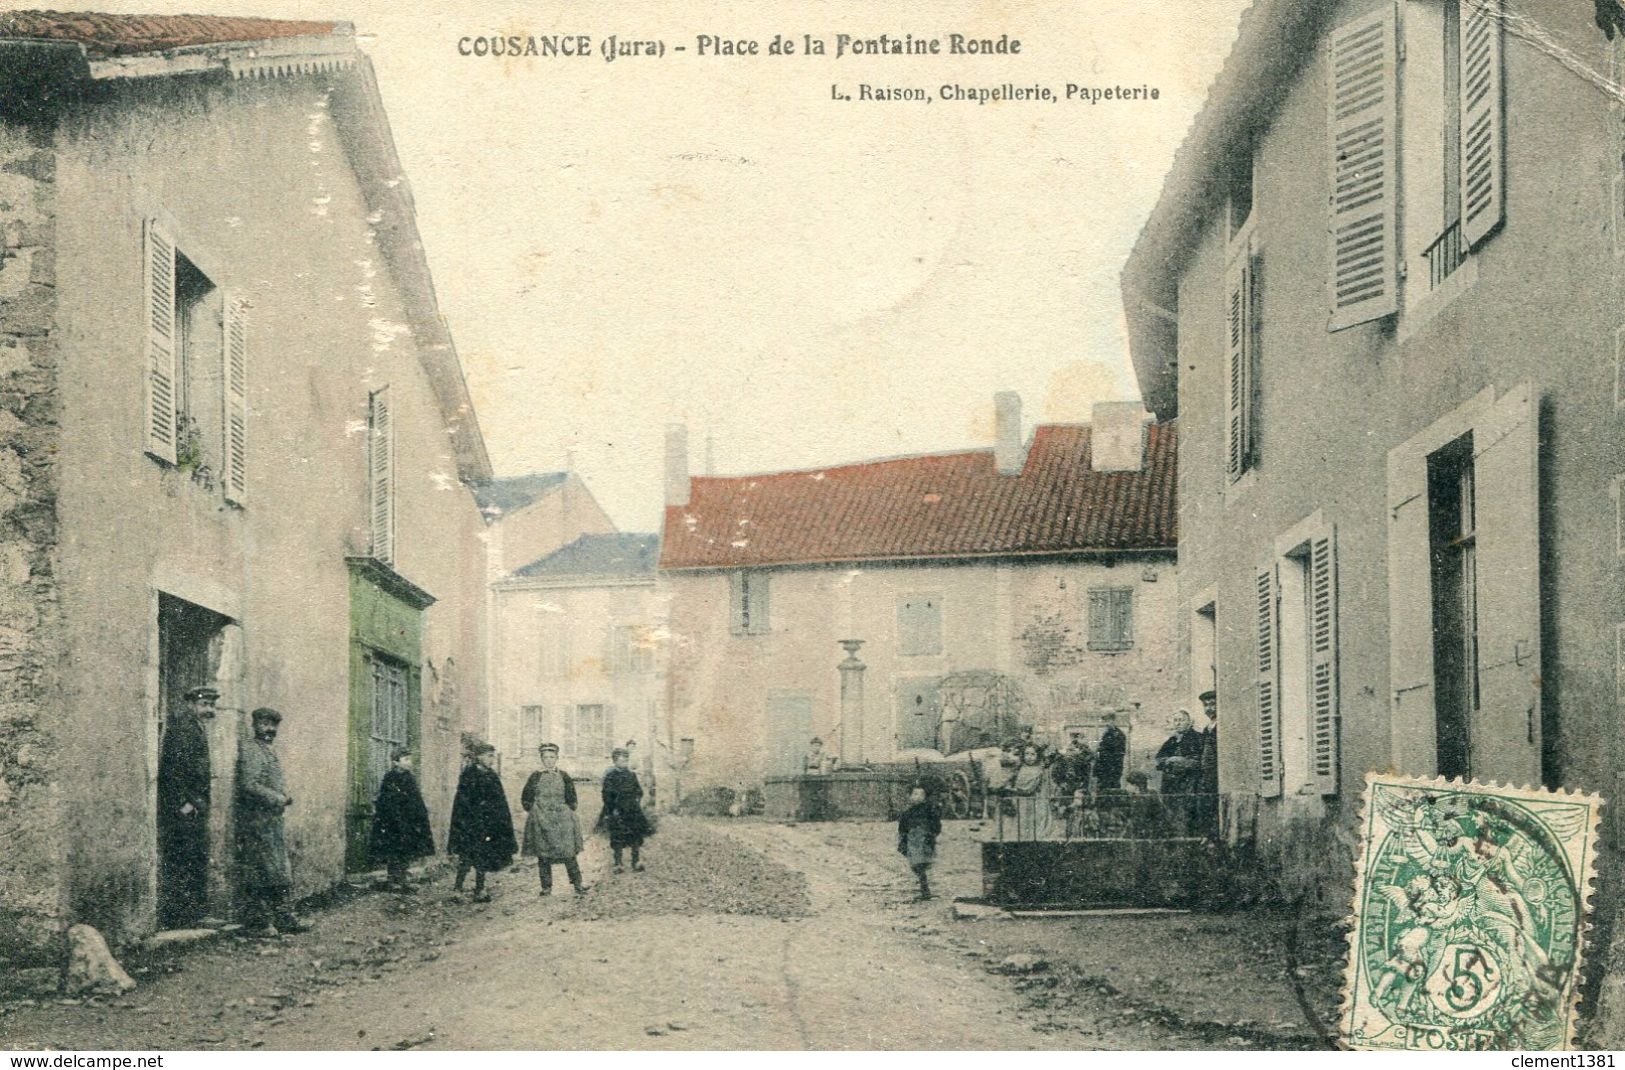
[0,0,1622,1054]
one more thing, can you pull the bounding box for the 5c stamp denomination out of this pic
[1342,774,1603,1051]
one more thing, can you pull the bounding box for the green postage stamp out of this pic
[1341,773,1603,1051]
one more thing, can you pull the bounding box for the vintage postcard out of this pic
[1342,774,1602,1052]
[1,0,1624,1055]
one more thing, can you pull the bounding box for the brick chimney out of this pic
[665,423,690,507]
[994,391,1025,476]
[1090,401,1150,473]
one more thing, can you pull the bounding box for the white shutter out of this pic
[1459,0,1505,248]
[1327,8,1398,331]
[222,293,248,505]
[1470,383,1541,785]
[143,218,179,463]
[1113,588,1134,647]
[1225,249,1251,482]
[1256,565,1282,798]
[1309,531,1340,795]
[368,386,395,564]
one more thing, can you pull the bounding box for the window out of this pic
[1224,240,1263,482]
[897,595,943,656]
[368,657,410,797]
[518,704,545,755]
[1402,0,1506,297]
[567,703,613,764]
[729,571,770,636]
[609,624,654,675]
[143,218,247,503]
[1087,587,1134,651]
[1256,526,1339,798]
[368,387,395,565]
[1429,435,1478,780]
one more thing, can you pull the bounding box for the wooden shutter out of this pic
[1256,565,1282,798]
[1225,248,1252,482]
[1470,384,1541,785]
[1087,589,1109,647]
[1113,588,1134,647]
[1459,0,1505,248]
[747,571,770,634]
[222,293,248,504]
[368,387,395,564]
[1309,531,1340,795]
[143,218,179,463]
[1327,8,1398,331]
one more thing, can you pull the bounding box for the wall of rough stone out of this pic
[0,116,64,965]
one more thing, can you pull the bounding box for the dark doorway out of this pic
[1428,434,1477,781]
[156,593,231,927]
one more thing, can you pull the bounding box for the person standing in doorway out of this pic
[598,746,652,872]
[1095,712,1127,793]
[897,785,942,901]
[236,707,306,937]
[157,685,217,929]
[521,743,588,896]
[368,748,435,893]
[448,741,516,902]
[1195,690,1221,840]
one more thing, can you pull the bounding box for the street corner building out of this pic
[656,397,1181,806]
[1119,0,1625,966]
[0,12,495,964]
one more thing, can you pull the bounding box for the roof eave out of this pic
[657,544,1178,573]
[1119,0,1340,419]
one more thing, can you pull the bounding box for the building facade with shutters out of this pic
[0,14,492,961]
[487,530,665,812]
[657,400,1183,795]
[1120,0,1625,906]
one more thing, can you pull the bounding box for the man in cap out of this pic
[520,742,588,895]
[157,685,217,929]
[1195,690,1220,840]
[236,707,306,936]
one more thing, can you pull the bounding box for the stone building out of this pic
[488,530,665,802]
[658,398,1181,794]
[0,13,491,961]
[1119,0,1625,920]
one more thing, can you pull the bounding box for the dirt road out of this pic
[1,816,1333,1050]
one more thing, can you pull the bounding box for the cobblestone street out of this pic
[1,817,1341,1051]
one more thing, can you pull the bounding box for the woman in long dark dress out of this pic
[368,748,435,892]
[447,742,516,902]
[597,747,653,872]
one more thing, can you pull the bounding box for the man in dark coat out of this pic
[1154,709,1205,834]
[368,747,435,892]
[237,707,306,937]
[158,685,217,929]
[1195,690,1221,840]
[597,746,652,872]
[448,742,516,902]
[1095,711,1127,793]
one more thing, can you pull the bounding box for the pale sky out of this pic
[50,1,1250,530]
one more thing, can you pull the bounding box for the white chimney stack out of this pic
[665,423,690,507]
[994,391,1024,476]
[1090,401,1150,473]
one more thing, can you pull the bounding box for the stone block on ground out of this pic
[65,923,135,995]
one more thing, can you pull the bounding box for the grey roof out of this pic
[512,533,661,579]
[474,472,567,515]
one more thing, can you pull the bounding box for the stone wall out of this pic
[0,115,63,965]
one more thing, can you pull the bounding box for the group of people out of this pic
[441,741,653,902]
[156,686,307,938]
[155,682,654,934]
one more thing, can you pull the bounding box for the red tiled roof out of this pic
[0,11,342,57]
[660,422,1177,570]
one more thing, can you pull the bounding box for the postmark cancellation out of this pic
[1341,773,1603,1052]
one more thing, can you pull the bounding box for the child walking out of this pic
[896,785,942,902]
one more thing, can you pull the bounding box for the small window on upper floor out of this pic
[143,218,248,504]
[1087,587,1135,652]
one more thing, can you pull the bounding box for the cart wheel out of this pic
[945,770,973,819]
